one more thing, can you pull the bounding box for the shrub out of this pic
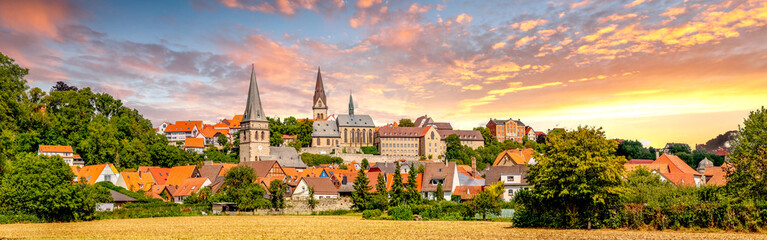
[388,205,413,220]
[311,209,355,216]
[362,209,383,219]
[360,146,380,155]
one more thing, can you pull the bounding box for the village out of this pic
[41,65,732,212]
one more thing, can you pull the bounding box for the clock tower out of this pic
[239,64,270,162]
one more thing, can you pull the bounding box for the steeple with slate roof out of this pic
[313,67,327,109]
[348,92,354,116]
[243,64,266,122]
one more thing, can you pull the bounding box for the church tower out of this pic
[240,64,270,162]
[312,67,328,119]
[348,92,354,116]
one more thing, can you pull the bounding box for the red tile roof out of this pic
[199,124,229,138]
[627,159,655,164]
[164,121,202,133]
[39,145,74,153]
[76,163,118,184]
[173,177,209,197]
[184,138,205,148]
[454,186,483,200]
[166,165,198,187]
[147,167,171,185]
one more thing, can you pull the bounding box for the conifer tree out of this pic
[352,169,371,210]
[389,163,404,206]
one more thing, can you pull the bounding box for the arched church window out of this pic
[261,131,265,141]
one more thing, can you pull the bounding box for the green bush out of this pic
[95,203,210,220]
[362,209,383,219]
[0,212,43,224]
[300,153,343,166]
[388,205,413,220]
[360,146,380,155]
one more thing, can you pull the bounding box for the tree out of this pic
[435,182,443,201]
[50,81,78,92]
[467,182,503,220]
[370,172,389,210]
[0,154,111,221]
[666,143,692,155]
[727,107,767,200]
[389,163,405,206]
[352,169,371,211]
[616,140,654,160]
[398,118,415,127]
[473,127,495,147]
[361,158,369,170]
[268,179,286,211]
[406,171,420,204]
[217,134,228,147]
[445,134,462,161]
[523,126,626,228]
[307,186,318,211]
[221,165,268,211]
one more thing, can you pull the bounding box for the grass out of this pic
[1,215,767,239]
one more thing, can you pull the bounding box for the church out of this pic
[239,64,307,168]
[310,68,375,149]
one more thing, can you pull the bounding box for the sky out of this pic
[1,0,766,148]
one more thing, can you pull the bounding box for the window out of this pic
[507,176,515,182]
[104,175,111,181]
[326,139,330,145]
[508,189,514,195]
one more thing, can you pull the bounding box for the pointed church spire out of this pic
[348,91,354,116]
[243,64,266,122]
[313,66,327,108]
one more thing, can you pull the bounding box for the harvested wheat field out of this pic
[1,215,766,240]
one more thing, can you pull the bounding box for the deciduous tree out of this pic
[726,107,767,200]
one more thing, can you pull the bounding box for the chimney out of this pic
[471,157,476,174]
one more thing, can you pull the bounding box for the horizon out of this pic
[2,0,766,148]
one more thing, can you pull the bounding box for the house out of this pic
[116,171,155,192]
[38,145,84,166]
[97,190,138,211]
[196,123,230,146]
[486,118,527,143]
[378,126,443,157]
[282,134,297,146]
[437,129,484,150]
[170,177,212,203]
[240,160,286,179]
[453,186,484,201]
[260,147,308,169]
[703,162,729,186]
[493,148,535,166]
[164,120,203,142]
[156,121,172,134]
[199,164,223,182]
[484,165,530,201]
[385,173,423,193]
[184,138,205,153]
[625,154,703,187]
[166,165,200,188]
[421,162,458,200]
[75,163,120,185]
[292,177,339,200]
[147,167,171,185]
[221,114,243,135]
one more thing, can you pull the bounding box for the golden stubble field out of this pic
[1,215,766,240]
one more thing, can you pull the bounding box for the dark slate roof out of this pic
[242,64,266,122]
[337,114,375,127]
[312,120,340,138]
[414,115,433,127]
[421,162,456,192]
[313,67,327,109]
[490,119,508,125]
[512,120,526,127]
[437,130,484,141]
[484,165,529,186]
[262,147,308,169]
[110,190,137,202]
[370,162,399,174]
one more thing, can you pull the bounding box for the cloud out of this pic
[598,13,638,24]
[624,0,646,8]
[456,13,472,24]
[510,19,548,31]
[488,81,563,96]
[492,42,506,49]
[462,84,482,91]
[217,0,345,15]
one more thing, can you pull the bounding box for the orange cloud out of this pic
[515,36,537,48]
[488,81,563,96]
[624,0,646,8]
[456,13,473,24]
[511,19,548,31]
[0,0,76,39]
[598,13,638,23]
[492,42,506,49]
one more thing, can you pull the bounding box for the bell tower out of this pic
[240,64,270,162]
[312,67,328,119]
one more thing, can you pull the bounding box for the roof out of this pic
[164,121,202,133]
[282,167,300,180]
[414,115,433,127]
[227,115,243,129]
[166,165,198,187]
[261,147,308,169]
[437,130,484,141]
[239,161,281,178]
[199,124,228,138]
[300,177,338,195]
[624,163,670,174]
[493,149,534,166]
[430,122,453,130]
[654,154,701,176]
[457,171,485,186]
[184,138,205,148]
[110,190,137,202]
[199,165,223,181]
[39,145,73,153]
[454,186,483,200]
[173,177,210,197]
[336,114,375,127]
[704,166,727,186]
[385,173,423,192]
[120,171,154,192]
[242,64,267,122]
[313,67,327,109]
[378,126,430,138]
[147,167,171,185]
[77,163,117,184]
[421,162,456,192]
[485,165,530,186]
[281,134,297,139]
[312,120,340,137]
[627,159,655,164]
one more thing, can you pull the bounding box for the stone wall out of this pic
[251,198,353,215]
